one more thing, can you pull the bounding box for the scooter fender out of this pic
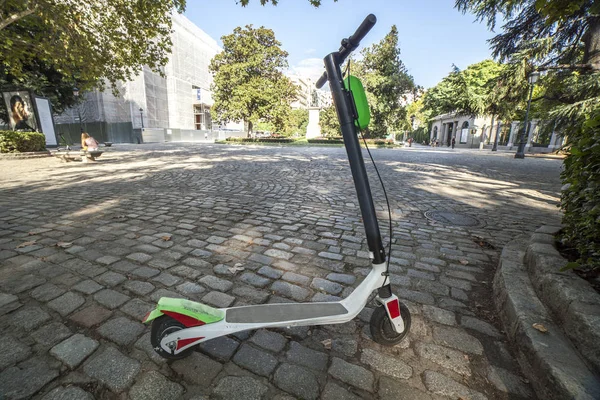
[142,297,225,326]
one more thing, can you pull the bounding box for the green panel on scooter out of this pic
[344,75,370,130]
[143,297,225,324]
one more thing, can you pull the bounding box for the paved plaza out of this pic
[0,143,562,399]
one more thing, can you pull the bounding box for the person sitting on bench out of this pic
[81,133,99,151]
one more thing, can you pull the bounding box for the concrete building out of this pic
[288,75,313,110]
[429,112,565,152]
[54,13,243,144]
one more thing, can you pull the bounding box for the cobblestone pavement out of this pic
[0,143,562,399]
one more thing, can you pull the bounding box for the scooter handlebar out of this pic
[315,14,377,89]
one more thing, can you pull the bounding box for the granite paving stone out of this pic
[97,316,145,345]
[423,370,487,400]
[123,280,155,295]
[93,289,130,309]
[72,279,104,294]
[172,352,223,386]
[31,322,72,347]
[50,334,99,368]
[274,363,319,400]
[41,386,95,400]
[129,371,184,400]
[30,283,65,302]
[0,335,31,369]
[213,376,269,400]
[47,291,85,316]
[233,344,279,377]
[9,306,51,330]
[0,358,59,399]
[250,329,288,353]
[329,357,374,392]
[69,304,112,327]
[83,346,140,392]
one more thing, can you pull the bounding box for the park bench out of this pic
[55,149,104,163]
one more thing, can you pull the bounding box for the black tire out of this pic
[370,302,411,346]
[150,315,195,360]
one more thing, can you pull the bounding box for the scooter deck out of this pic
[226,302,348,323]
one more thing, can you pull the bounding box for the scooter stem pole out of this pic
[324,52,386,264]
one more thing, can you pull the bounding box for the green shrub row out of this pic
[0,130,46,153]
[225,137,296,143]
[307,138,344,144]
[560,117,600,271]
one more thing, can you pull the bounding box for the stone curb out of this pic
[525,225,600,375]
[493,234,600,400]
[0,151,51,159]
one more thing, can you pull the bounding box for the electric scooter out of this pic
[143,13,412,359]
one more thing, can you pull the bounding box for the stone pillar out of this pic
[525,120,537,149]
[306,107,321,139]
[507,121,519,148]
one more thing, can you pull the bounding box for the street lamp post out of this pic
[73,87,83,133]
[515,71,540,159]
[139,108,144,129]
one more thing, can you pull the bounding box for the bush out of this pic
[363,139,394,146]
[225,137,296,143]
[308,137,344,144]
[0,130,46,153]
[560,117,600,271]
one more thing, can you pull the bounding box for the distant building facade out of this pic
[54,13,243,144]
[429,112,565,152]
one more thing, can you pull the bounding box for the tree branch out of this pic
[0,6,37,30]
[537,64,595,71]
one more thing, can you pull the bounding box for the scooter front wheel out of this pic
[150,315,195,360]
[370,302,411,346]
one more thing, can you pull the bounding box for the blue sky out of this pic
[185,0,496,89]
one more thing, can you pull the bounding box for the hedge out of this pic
[560,119,600,272]
[308,138,344,144]
[0,131,46,153]
[225,137,296,143]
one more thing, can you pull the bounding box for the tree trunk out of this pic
[583,16,600,70]
[247,120,253,138]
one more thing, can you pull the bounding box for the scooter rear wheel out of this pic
[150,315,195,360]
[370,302,411,346]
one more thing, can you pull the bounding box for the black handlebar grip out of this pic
[349,14,377,45]
[316,73,328,89]
[315,14,377,89]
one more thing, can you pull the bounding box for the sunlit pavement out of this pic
[0,143,561,399]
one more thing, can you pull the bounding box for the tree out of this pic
[319,105,340,137]
[456,0,600,269]
[285,109,309,136]
[422,60,505,118]
[353,26,414,137]
[0,60,93,124]
[209,25,297,137]
[0,1,185,95]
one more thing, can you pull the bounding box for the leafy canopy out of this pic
[353,25,414,137]
[209,25,297,134]
[0,0,186,94]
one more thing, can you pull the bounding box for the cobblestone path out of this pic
[0,144,562,399]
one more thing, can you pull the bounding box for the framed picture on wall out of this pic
[2,90,39,132]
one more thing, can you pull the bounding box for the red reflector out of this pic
[142,311,152,322]
[386,299,401,319]
[176,337,204,350]
[163,311,206,327]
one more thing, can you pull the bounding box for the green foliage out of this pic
[456,0,600,271]
[0,130,45,152]
[353,26,414,137]
[209,25,297,135]
[0,1,186,93]
[422,60,506,118]
[560,111,600,271]
[0,61,91,124]
[285,109,309,135]
[319,105,340,137]
[308,138,344,144]
[225,137,296,143]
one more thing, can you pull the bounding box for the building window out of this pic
[459,121,469,143]
[194,104,212,130]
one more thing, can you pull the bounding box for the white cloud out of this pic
[286,58,325,83]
